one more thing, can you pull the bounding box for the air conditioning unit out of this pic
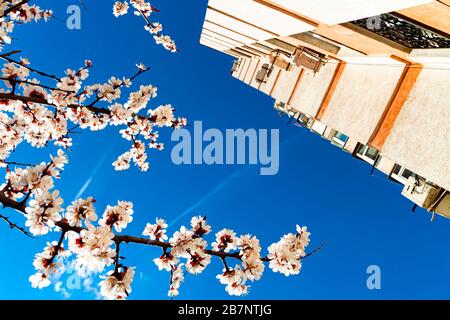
[402,177,440,209]
[270,55,290,71]
[231,60,240,74]
[255,64,273,83]
[293,47,327,74]
[268,49,292,71]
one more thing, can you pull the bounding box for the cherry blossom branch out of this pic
[0,51,61,82]
[0,55,186,172]
[0,192,323,263]
[112,1,177,52]
[0,92,105,114]
[0,92,163,123]
[0,77,75,93]
[138,9,155,29]
[0,88,183,131]
[0,66,147,115]
[0,152,321,299]
[86,66,151,108]
[1,0,30,18]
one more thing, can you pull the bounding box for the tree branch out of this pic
[1,0,30,18]
[0,67,151,117]
[0,192,323,263]
[0,160,38,167]
[0,213,34,238]
[0,51,61,82]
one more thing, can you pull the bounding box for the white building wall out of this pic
[271,65,303,103]
[289,62,338,117]
[381,67,450,191]
[321,57,405,144]
[244,59,260,84]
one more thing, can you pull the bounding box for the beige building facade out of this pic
[199,0,450,218]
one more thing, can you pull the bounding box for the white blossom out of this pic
[99,267,135,300]
[212,229,237,253]
[65,197,97,227]
[99,201,133,232]
[113,1,129,17]
[143,218,168,241]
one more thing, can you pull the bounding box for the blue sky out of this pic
[1,0,450,300]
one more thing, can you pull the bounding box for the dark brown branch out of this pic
[0,92,109,115]
[0,77,76,93]
[138,9,155,29]
[48,230,66,264]
[1,160,38,167]
[0,213,34,238]
[301,241,326,260]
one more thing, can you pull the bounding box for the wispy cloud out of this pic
[168,132,303,226]
[72,146,113,201]
[168,169,245,226]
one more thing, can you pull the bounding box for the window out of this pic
[401,169,415,180]
[356,144,379,164]
[293,113,310,128]
[392,164,402,176]
[297,113,310,125]
[391,164,419,183]
[331,131,348,148]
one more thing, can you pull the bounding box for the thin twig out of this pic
[0,160,38,167]
[0,77,76,93]
[0,52,61,82]
[0,213,34,238]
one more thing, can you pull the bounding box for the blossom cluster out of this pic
[1,150,67,235]
[0,2,186,173]
[268,225,311,276]
[0,56,186,171]
[113,0,177,52]
[146,216,312,297]
[20,182,312,300]
[0,0,52,50]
